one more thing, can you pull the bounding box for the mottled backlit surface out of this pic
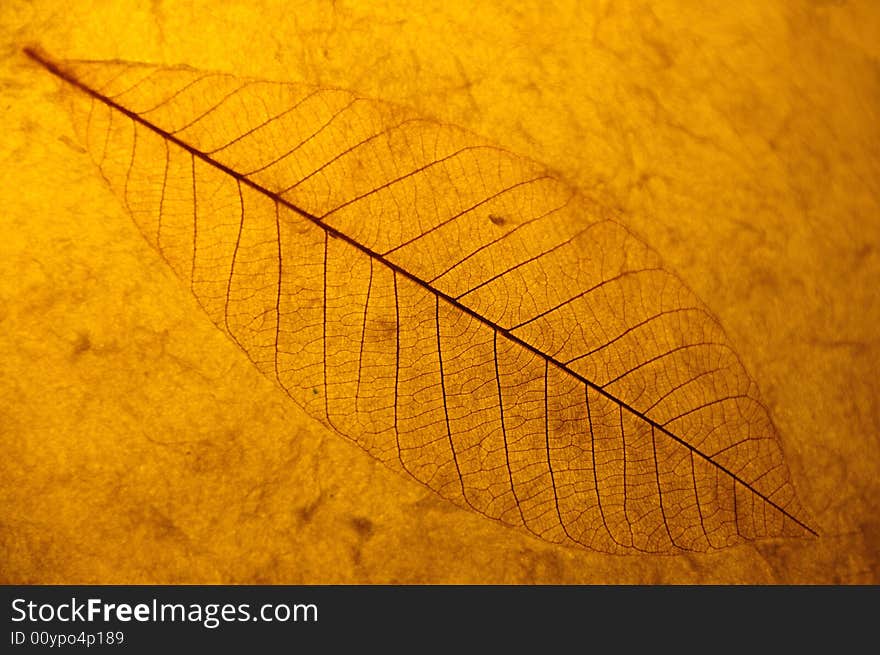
[1,0,877,583]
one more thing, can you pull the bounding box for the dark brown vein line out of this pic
[156,139,169,256]
[455,220,600,300]
[319,145,492,221]
[190,153,197,292]
[27,48,816,537]
[511,267,665,332]
[106,67,158,99]
[709,437,753,459]
[392,271,406,474]
[382,176,550,257]
[100,106,112,166]
[240,96,360,176]
[274,201,283,387]
[601,341,730,388]
[620,405,634,547]
[428,194,578,284]
[643,366,728,414]
[170,80,259,135]
[586,385,623,548]
[355,258,374,402]
[96,66,134,94]
[279,117,428,196]
[224,180,245,345]
[85,98,95,152]
[139,72,220,115]
[204,87,325,155]
[661,393,749,427]
[435,296,468,506]
[652,425,678,549]
[565,304,704,364]
[494,331,527,529]
[123,120,137,211]
[323,231,331,426]
[545,362,579,546]
[762,493,768,534]
[691,451,710,548]
[750,492,757,538]
[733,482,742,538]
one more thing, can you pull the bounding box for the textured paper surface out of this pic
[1,0,877,583]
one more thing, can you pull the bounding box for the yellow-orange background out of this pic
[1,0,877,583]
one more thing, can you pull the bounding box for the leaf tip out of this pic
[22,43,49,63]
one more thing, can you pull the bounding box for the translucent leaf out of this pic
[27,48,816,553]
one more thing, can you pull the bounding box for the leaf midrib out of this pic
[26,48,816,537]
